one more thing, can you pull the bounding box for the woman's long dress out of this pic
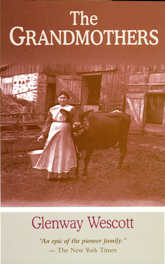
[34,105,77,178]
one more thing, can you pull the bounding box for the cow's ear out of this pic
[60,109,70,117]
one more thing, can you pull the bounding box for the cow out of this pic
[61,106,130,178]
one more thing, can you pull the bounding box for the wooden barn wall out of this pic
[0,63,77,77]
[0,64,43,77]
[1,63,165,113]
[1,63,165,78]
[35,74,47,115]
[101,71,126,111]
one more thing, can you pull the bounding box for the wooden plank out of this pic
[126,98,140,126]
[144,123,163,134]
[147,90,165,93]
[1,121,45,126]
[125,93,145,131]
[127,83,165,86]
[126,92,145,99]
[1,112,47,116]
[22,106,27,133]
[84,105,98,112]
[57,75,82,81]
[76,69,117,75]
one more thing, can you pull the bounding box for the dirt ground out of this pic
[1,133,165,207]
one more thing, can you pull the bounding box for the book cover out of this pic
[1,1,165,263]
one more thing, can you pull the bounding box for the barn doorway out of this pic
[145,93,165,125]
[45,83,56,114]
[81,75,102,107]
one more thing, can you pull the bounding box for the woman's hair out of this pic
[58,91,70,99]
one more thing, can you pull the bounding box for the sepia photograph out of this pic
[1,1,165,264]
[1,1,165,208]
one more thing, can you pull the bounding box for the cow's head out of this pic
[60,106,92,136]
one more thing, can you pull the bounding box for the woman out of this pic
[34,91,77,180]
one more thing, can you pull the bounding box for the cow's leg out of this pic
[117,140,127,169]
[82,149,93,177]
[75,151,80,176]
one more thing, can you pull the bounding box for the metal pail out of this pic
[28,149,43,167]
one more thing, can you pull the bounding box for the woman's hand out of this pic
[37,135,44,142]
